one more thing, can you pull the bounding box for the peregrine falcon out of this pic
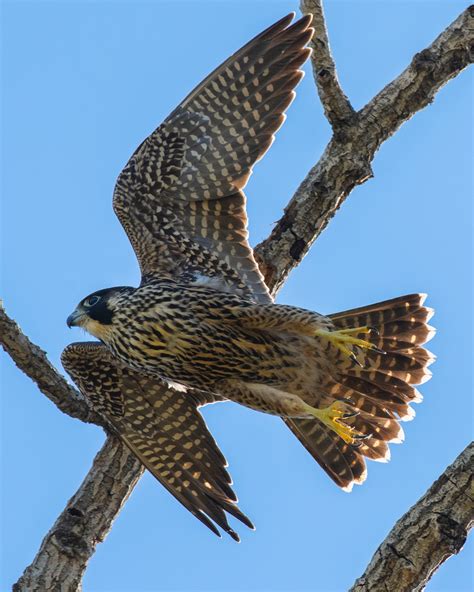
[63,13,435,541]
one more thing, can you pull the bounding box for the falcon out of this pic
[63,13,435,541]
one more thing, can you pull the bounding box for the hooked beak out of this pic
[67,309,85,328]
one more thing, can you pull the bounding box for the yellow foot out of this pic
[315,326,385,366]
[306,401,367,445]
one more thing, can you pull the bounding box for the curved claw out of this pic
[353,433,371,440]
[360,344,386,355]
[350,353,363,367]
[349,432,372,449]
[340,410,359,420]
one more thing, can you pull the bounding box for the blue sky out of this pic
[1,1,472,591]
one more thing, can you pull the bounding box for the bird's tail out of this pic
[285,293,435,491]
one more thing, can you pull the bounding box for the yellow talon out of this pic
[306,401,366,445]
[315,326,385,365]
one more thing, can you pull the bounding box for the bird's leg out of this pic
[302,400,367,445]
[314,326,385,366]
[220,381,368,445]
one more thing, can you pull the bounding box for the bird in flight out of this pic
[63,13,434,542]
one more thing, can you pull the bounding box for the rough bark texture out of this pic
[1,4,473,591]
[300,0,356,129]
[12,437,143,592]
[255,4,474,294]
[350,442,474,592]
[0,301,98,425]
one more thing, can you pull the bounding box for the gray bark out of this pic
[0,301,97,425]
[299,0,356,129]
[350,442,474,592]
[12,438,143,592]
[1,4,472,591]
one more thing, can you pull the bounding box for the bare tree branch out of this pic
[350,442,474,592]
[359,5,474,150]
[255,5,473,295]
[2,5,472,591]
[0,301,99,425]
[0,300,143,592]
[13,437,143,592]
[300,0,355,129]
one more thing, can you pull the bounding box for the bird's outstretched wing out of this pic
[113,13,313,302]
[61,342,253,541]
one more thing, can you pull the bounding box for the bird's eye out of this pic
[84,295,100,307]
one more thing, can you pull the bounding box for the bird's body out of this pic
[62,13,435,541]
[69,278,433,454]
[74,279,335,412]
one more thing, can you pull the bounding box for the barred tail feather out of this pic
[288,294,435,490]
[284,419,367,491]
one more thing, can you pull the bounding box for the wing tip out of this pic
[228,528,241,543]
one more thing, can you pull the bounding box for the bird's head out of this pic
[66,286,132,341]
